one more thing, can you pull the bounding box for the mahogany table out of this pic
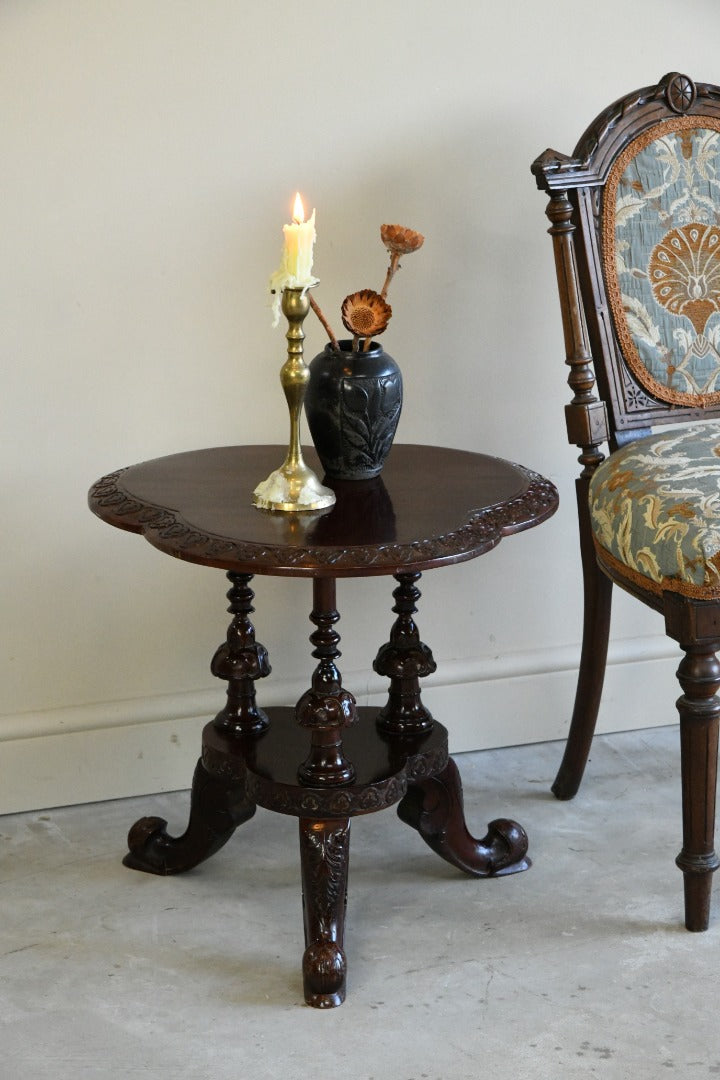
[88,444,558,1007]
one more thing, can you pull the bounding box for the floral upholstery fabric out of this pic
[604,119,720,406]
[589,422,720,598]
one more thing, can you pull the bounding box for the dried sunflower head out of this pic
[341,289,392,339]
[380,224,424,256]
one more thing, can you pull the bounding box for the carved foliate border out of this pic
[201,738,449,818]
[89,466,558,574]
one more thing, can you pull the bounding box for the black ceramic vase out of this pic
[304,340,403,480]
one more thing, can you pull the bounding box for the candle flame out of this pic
[292,191,305,224]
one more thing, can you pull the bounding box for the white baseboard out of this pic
[0,637,680,814]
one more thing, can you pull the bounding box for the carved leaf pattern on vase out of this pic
[340,374,402,471]
[605,119,720,405]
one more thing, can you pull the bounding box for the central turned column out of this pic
[295,576,357,785]
[295,575,357,1007]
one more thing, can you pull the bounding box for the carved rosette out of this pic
[666,73,696,114]
[241,750,449,818]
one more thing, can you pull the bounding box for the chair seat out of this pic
[589,422,720,599]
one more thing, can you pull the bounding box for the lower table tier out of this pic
[121,707,531,1007]
[201,706,449,818]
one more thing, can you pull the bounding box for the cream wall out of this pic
[3,1,719,812]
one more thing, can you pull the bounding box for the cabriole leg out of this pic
[398,758,529,877]
[123,758,255,875]
[124,571,266,874]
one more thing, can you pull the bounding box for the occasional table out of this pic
[89,444,558,1007]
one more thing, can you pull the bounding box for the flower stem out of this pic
[308,295,340,352]
[380,252,401,300]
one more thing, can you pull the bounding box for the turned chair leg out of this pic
[675,642,720,931]
[553,480,613,800]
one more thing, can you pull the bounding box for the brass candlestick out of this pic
[253,286,336,512]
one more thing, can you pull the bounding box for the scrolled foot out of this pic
[479,818,530,876]
[302,941,347,1008]
[397,758,530,877]
[123,759,255,875]
[125,815,171,866]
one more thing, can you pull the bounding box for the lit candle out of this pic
[284,192,316,282]
[269,192,318,326]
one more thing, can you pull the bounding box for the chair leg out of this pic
[675,642,720,931]
[552,479,613,800]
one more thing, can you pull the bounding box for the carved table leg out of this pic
[125,572,268,875]
[123,758,256,875]
[299,817,351,1008]
[374,574,529,877]
[293,576,356,1007]
[398,758,530,876]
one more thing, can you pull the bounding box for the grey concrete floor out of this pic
[2,726,719,1079]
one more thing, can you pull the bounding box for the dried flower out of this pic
[380,224,425,256]
[306,221,423,353]
[341,289,392,349]
[379,224,424,299]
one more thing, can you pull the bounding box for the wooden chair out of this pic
[532,72,720,931]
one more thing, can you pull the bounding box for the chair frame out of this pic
[532,72,720,931]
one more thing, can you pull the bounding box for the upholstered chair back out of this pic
[533,73,720,455]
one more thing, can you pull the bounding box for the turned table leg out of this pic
[373,571,436,735]
[211,572,271,735]
[375,571,530,877]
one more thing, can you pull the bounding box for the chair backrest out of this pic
[532,72,720,470]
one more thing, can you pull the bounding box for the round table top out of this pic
[88,444,558,578]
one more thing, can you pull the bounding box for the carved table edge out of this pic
[88,466,558,574]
